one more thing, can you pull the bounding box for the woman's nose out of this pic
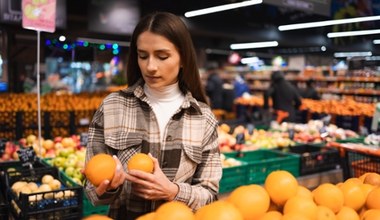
[146,58,158,71]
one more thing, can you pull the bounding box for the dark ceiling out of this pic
[63,0,380,57]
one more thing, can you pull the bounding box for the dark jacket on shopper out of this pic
[205,72,224,109]
[301,79,320,100]
[263,71,302,122]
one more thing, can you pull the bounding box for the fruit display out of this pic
[135,170,380,219]
[220,154,242,168]
[0,140,21,162]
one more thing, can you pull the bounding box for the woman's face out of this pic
[137,31,181,89]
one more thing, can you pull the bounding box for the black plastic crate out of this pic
[276,144,341,176]
[346,149,380,178]
[5,167,83,220]
[0,159,47,198]
[335,115,360,132]
[0,190,8,220]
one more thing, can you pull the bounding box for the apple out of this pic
[53,157,66,168]
[58,147,74,157]
[65,166,75,177]
[71,177,82,186]
[54,136,62,143]
[26,134,37,145]
[48,179,61,190]
[42,175,54,184]
[73,167,84,181]
[42,139,54,150]
[54,142,63,150]
[64,157,77,168]
[18,138,27,147]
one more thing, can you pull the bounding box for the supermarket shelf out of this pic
[245,75,380,83]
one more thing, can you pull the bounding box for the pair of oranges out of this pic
[84,153,154,187]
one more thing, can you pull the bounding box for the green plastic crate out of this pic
[224,149,300,185]
[220,161,248,194]
[42,158,109,217]
[336,137,365,144]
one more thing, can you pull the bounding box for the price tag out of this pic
[236,133,245,145]
[80,132,89,146]
[288,128,295,140]
[0,139,7,156]
[17,147,37,168]
[246,123,255,135]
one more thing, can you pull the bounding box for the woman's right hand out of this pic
[95,155,127,196]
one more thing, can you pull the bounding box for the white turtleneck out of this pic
[144,82,185,142]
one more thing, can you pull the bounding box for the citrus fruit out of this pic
[366,186,380,210]
[264,170,298,206]
[361,209,380,220]
[313,183,344,214]
[195,200,243,220]
[283,196,318,219]
[363,173,380,186]
[296,185,313,200]
[335,206,359,220]
[127,153,154,173]
[82,214,113,220]
[316,205,336,220]
[155,201,194,220]
[339,179,366,211]
[258,211,282,220]
[281,212,310,220]
[227,184,270,220]
[84,153,116,187]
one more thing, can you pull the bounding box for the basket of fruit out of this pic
[5,167,82,220]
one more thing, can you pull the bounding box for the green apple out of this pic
[73,168,84,181]
[64,157,77,168]
[65,167,75,177]
[53,157,66,168]
[71,177,82,186]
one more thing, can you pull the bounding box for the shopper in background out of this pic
[205,62,224,109]
[301,78,320,100]
[84,12,222,220]
[263,71,302,123]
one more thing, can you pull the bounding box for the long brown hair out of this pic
[126,11,207,103]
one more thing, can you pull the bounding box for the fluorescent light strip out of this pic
[374,39,380,44]
[327,29,380,38]
[230,41,278,50]
[184,0,262,18]
[241,56,259,64]
[279,15,380,31]
[334,51,372,58]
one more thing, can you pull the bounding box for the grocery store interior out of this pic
[1,0,380,219]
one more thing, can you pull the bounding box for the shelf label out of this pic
[17,147,37,168]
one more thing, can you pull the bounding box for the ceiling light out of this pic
[230,41,278,50]
[374,39,380,44]
[184,0,262,18]
[334,51,372,58]
[59,35,66,42]
[327,29,380,38]
[279,15,380,31]
[320,46,326,51]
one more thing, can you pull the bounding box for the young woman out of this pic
[84,12,222,220]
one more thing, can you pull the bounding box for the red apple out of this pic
[54,136,63,143]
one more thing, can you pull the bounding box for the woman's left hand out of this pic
[125,154,179,201]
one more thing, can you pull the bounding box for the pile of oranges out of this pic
[136,170,380,220]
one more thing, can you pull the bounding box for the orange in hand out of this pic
[84,153,116,187]
[127,153,154,173]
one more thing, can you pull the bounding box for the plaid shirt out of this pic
[84,80,222,219]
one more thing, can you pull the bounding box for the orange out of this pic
[359,172,374,183]
[127,153,154,173]
[361,209,380,220]
[219,123,231,133]
[84,154,116,187]
[82,214,113,220]
[313,183,344,214]
[360,184,375,199]
[363,173,380,187]
[316,206,336,220]
[227,184,270,220]
[283,196,318,220]
[136,212,155,220]
[264,170,298,206]
[195,200,243,220]
[296,185,313,200]
[344,178,362,186]
[155,201,194,220]
[339,179,366,211]
[366,187,380,210]
[258,211,282,220]
[335,206,360,220]
[281,212,310,220]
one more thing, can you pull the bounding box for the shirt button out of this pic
[166,135,172,141]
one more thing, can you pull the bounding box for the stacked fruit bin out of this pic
[5,166,82,219]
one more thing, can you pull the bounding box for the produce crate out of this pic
[5,167,82,220]
[335,115,360,132]
[346,149,380,178]
[220,160,248,194]
[0,159,47,198]
[61,170,109,217]
[0,189,8,220]
[276,144,341,176]
[224,149,300,185]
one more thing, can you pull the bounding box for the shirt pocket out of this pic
[105,131,143,150]
[182,144,202,165]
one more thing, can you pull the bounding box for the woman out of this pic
[84,12,222,220]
